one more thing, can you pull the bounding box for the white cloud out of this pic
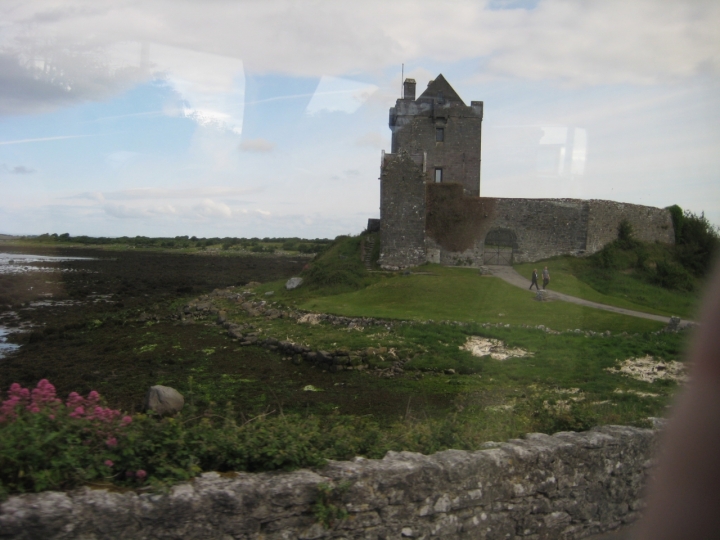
[0,0,719,237]
[2,0,716,116]
[104,203,151,219]
[479,1,720,85]
[193,199,232,219]
[240,138,274,153]
[149,43,245,133]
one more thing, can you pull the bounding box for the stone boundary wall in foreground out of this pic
[0,425,658,540]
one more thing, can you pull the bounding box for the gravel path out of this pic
[485,265,696,327]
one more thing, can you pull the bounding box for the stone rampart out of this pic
[490,198,589,263]
[586,200,674,253]
[0,425,657,539]
[422,184,674,266]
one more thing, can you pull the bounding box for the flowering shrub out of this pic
[1,379,480,500]
[0,380,138,498]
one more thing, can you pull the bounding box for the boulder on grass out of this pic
[285,277,303,290]
[143,385,184,416]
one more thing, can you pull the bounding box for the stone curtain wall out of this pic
[379,153,427,269]
[421,186,675,266]
[586,201,674,253]
[490,199,590,263]
[0,426,657,540]
[425,195,590,266]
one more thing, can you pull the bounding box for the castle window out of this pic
[436,128,444,142]
[434,168,443,183]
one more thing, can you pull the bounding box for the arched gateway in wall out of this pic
[483,228,517,265]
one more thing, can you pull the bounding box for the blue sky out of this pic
[1,0,719,238]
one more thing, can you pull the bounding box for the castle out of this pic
[375,75,674,269]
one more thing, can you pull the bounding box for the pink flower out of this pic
[106,437,118,447]
[69,406,85,418]
[8,383,30,402]
[86,391,100,406]
[135,470,147,480]
[31,379,58,406]
[121,415,132,426]
[0,395,22,422]
[66,392,84,409]
[49,414,55,420]
[104,460,114,467]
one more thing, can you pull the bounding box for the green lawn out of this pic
[514,257,700,320]
[290,265,663,333]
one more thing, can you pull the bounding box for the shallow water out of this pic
[0,252,95,275]
[0,326,20,359]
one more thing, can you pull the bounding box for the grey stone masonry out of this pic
[586,200,674,253]
[424,191,675,267]
[389,75,483,196]
[0,425,658,540]
[490,198,590,263]
[379,152,427,269]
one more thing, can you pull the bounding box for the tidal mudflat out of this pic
[0,245,305,411]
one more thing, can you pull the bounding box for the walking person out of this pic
[529,268,539,290]
[542,266,550,290]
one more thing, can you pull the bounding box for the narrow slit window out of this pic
[434,168,443,183]
[436,127,444,142]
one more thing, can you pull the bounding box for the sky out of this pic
[0,0,719,239]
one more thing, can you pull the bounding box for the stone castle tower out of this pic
[377,75,674,270]
[389,75,484,196]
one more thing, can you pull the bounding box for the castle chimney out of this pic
[403,78,416,100]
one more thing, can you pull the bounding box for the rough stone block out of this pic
[142,385,184,416]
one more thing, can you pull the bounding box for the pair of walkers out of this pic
[529,267,550,290]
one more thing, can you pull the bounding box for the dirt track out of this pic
[486,265,695,326]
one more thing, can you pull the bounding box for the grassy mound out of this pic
[515,238,707,320]
[287,233,380,296]
[297,265,662,333]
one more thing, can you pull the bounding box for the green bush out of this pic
[675,210,719,277]
[302,236,369,292]
[282,241,298,251]
[667,204,684,243]
[653,259,695,291]
[0,381,135,498]
[597,244,620,270]
[617,219,638,250]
